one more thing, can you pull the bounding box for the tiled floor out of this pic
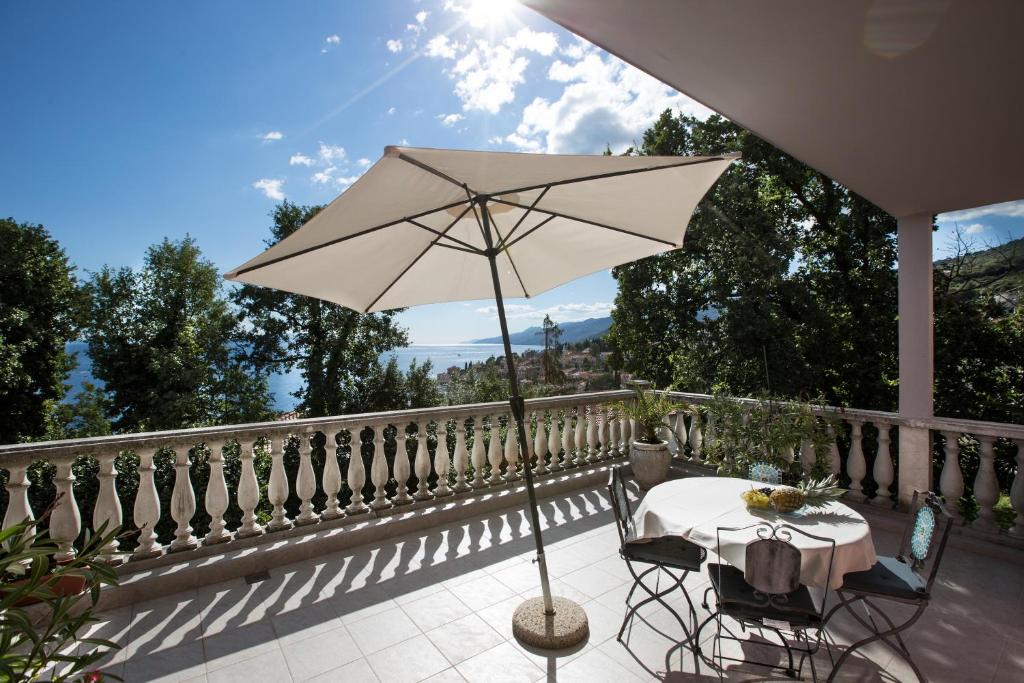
[84,482,1024,682]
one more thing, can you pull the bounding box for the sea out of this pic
[65,342,543,411]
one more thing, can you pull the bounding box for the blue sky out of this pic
[2,1,1022,344]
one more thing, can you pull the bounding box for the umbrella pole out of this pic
[481,199,589,648]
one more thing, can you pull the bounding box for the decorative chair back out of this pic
[717,523,836,617]
[607,466,636,546]
[896,490,954,592]
[748,462,782,485]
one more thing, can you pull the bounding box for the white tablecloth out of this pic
[632,477,877,589]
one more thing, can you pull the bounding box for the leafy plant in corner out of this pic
[613,386,684,444]
[0,505,123,682]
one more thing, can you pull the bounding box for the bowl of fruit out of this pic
[741,475,846,515]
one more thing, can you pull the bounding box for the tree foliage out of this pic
[0,218,85,444]
[232,202,413,417]
[83,236,272,431]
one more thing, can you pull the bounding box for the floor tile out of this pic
[367,634,451,683]
[426,613,505,665]
[543,647,646,682]
[280,625,362,681]
[456,642,544,683]
[402,587,474,632]
[123,641,207,683]
[349,605,422,655]
[206,648,292,683]
[303,656,379,683]
[202,620,280,672]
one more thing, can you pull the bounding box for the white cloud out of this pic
[504,27,558,56]
[400,138,410,145]
[416,10,428,24]
[311,166,337,184]
[261,130,283,142]
[437,113,464,127]
[335,174,361,189]
[963,223,986,234]
[387,39,403,53]
[387,106,397,115]
[325,34,340,45]
[253,178,285,200]
[289,153,315,166]
[506,52,712,154]
[937,200,1024,223]
[475,302,614,323]
[406,10,429,36]
[425,35,459,59]
[318,142,346,162]
[357,157,371,167]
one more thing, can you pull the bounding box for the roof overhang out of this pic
[523,0,1024,218]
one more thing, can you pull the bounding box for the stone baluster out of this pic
[267,436,293,531]
[587,405,600,464]
[204,440,231,544]
[51,459,82,562]
[295,431,321,525]
[414,426,433,501]
[434,420,454,498]
[505,415,521,482]
[799,439,816,477]
[548,411,563,472]
[562,411,575,469]
[471,415,487,489]
[688,408,703,461]
[370,424,392,510]
[608,408,620,458]
[453,418,472,493]
[781,443,796,465]
[487,415,504,485]
[574,405,587,466]
[871,424,895,507]
[674,410,688,460]
[346,428,369,515]
[533,411,548,475]
[704,411,717,449]
[237,440,265,536]
[621,411,632,451]
[828,424,842,475]
[93,450,123,557]
[1009,439,1024,539]
[845,420,867,501]
[598,407,610,460]
[939,431,964,523]
[2,463,33,536]
[170,446,199,550]
[972,435,999,532]
[322,430,345,520]
[393,425,413,505]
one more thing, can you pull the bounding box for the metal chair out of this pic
[698,522,836,681]
[823,490,953,683]
[607,466,707,646]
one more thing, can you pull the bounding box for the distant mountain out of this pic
[472,316,612,345]
[934,236,1023,297]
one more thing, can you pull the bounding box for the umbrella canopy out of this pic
[226,146,737,310]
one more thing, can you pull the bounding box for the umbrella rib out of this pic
[405,213,483,254]
[488,197,678,248]
[485,203,529,298]
[504,215,556,251]
[229,199,469,277]
[496,185,549,251]
[395,151,476,195]
[489,155,734,197]
[362,209,475,313]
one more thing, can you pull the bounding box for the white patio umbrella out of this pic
[226,146,737,647]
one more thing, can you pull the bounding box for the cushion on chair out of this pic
[708,563,821,628]
[839,555,928,601]
[622,536,706,571]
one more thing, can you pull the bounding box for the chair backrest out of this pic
[896,490,954,591]
[716,522,837,618]
[607,466,636,546]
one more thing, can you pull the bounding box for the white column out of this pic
[872,425,895,507]
[414,426,433,501]
[897,212,935,507]
[370,424,392,510]
[608,409,620,458]
[799,439,816,476]
[574,405,587,466]
[674,410,688,461]
[1009,439,1024,539]
[170,447,199,551]
[471,414,487,489]
[2,463,33,532]
[346,428,369,515]
[393,426,413,505]
[561,412,574,469]
[453,418,472,493]
[620,411,632,451]
[267,437,292,531]
[487,415,504,486]
[533,411,548,475]
[322,431,345,520]
[845,420,867,501]
[688,408,703,461]
[51,459,82,562]
[237,441,265,537]
[204,440,231,544]
[586,405,599,464]
[972,435,999,532]
[93,450,122,557]
[599,407,610,460]
[828,425,842,475]
[434,420,454,498]
[548,412,563,472]
[295,431,320,525]
[504,414,521,482]
[939,431,964,523]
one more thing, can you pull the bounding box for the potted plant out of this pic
[614,386,684,489]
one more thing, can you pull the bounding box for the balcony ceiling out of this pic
[523,0,1024,218]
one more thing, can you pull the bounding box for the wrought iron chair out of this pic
[823,490,953,683]
[697,522,836,681]
[607,466,707,646]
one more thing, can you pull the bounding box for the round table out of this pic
[632,477,877,589]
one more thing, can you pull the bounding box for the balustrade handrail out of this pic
[0,389,636,465]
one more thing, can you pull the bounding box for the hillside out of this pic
[472,316,612,345]
[934,236,1024,298]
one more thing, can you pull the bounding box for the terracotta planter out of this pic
[1,569,89,606]
[629,440,671,489]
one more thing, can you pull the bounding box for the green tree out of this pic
[232,202,410,416]
[0,218,85,443]
[541,314,565,384]
[84,236,272,431]
[44,382,112,440]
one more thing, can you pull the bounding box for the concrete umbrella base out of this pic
[512,596,589,649]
